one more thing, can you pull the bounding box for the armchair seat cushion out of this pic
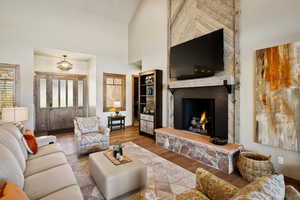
[80,132,105,146]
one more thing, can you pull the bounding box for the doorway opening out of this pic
[132,74,139,126]
[34,49,95,135]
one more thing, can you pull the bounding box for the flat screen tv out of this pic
[170,29,224,80]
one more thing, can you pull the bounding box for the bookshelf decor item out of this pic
[139,70,162,137]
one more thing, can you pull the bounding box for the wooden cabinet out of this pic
[140,114,154,135]
[139,70,162,137]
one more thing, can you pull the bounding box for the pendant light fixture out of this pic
[57,55,73,71]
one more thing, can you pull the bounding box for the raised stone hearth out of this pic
[155,128,242,174]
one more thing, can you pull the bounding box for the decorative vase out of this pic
[147,87,153,96]
[237,151,275,182]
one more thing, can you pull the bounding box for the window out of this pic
[67,80,74,107]
[60,80,66,107]
[40,78,77,108]
[0,65,19,117]
[78,80,84,107]
[103,73,126,112]
[40,79,47,108]
[52,80,59,107]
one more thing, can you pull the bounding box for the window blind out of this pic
[0,68,16,116]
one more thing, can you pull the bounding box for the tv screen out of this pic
[170,29,224,80]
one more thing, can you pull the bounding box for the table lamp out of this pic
[113,101,121,116]
[1,107,28,132]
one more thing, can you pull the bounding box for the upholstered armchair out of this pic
[74,116,110,155]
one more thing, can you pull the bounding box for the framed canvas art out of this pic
[256,42,300,152]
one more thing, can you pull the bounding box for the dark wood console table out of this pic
[107,115,125,131]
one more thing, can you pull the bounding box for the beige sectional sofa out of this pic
[0,123,83,200]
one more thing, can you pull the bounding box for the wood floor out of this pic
[54,126,300,191]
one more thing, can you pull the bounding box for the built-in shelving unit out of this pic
[138,70,162,137]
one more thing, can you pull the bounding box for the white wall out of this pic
[0,0,136,130]
[129,0,169,126]
[88,58,97,116]
[240,0,300,180]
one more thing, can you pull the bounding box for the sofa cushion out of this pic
[27,143,63,160]
[24,152,67,177]
[0,124,28,160]
[176,189,210,200]
[39,185,83,200]
[0,130,26,172]
[0,144,24,188]
[196,168,239,200]
[75,117,99,134]
[24,164,78,200]
[231,174,285,200]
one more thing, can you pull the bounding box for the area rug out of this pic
[67,142,195,200]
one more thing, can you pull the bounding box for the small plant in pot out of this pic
[113,144,123,161]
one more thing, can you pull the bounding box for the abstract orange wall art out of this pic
[256,42,300,152]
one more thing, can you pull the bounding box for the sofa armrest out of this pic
[36,135,57,147]
[195,168,239,200]
[285,185,300,200]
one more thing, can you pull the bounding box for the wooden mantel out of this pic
[169,75,235,89]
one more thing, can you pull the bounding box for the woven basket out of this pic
[237,151,275,182]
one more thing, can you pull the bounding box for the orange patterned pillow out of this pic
[0,181,29,200]
[23,134,38,154]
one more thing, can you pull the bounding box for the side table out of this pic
[107,115,125,131]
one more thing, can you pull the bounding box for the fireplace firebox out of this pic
[183,98,215,136]
[173,86,228,140]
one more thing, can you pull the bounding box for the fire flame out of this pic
[199,112,208,130]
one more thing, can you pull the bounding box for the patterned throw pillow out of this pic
[196,168,239,200]
[176,189,210,200]
[75,117,99,134]
[231,174,285,200]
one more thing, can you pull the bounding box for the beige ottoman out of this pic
[89,151,147,199]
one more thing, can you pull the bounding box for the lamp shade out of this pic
[113,101,121,108]
[1,107,28,122]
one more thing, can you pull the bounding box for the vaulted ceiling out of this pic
[83,0,141,23]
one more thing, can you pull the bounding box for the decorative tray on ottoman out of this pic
[104,150,132,165]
